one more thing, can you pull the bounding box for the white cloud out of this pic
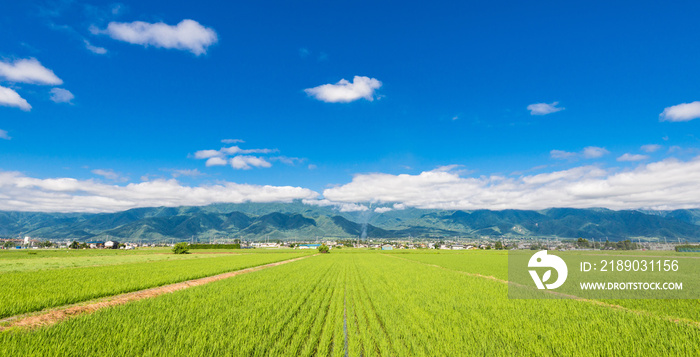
[49,88,74,104]
[302,199,368,212]
[169,169,204,178]
[0,86,31,111]
[582,146,609,159]
[270,156,304,165]
[0,58,62,85]
[617,153,649,162]
[102,19,218,55]
[551,147,610,160]
[221,146,276,155]
[0,171,318,213]
[0,129,10,140]
[550,150,576,160]
[308,164,317,170]
[205,157,228,166]
[230,156,272,170]
[194,145,278,169]
[304,76,382,103]
[322,157,700,210]
[221,138,244,144]
[91,169,128,182]
[194,149,223,159]
[659,101,700,122]
[84,40,107,54]
[641,144,662,153]
[374,207,392,213]
[527,102,564,115]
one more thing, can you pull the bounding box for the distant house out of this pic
[381,245,393,250]
[451,245,465,250]
[86,241,105,249]
[105,241,119,249]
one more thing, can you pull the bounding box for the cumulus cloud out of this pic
[527,102,564,115]
[101,19,218,55]
[270,156,305,165]
[0,171,318,213]
[169,169,204,178]
[0,86,31,111]
[659,101,700,122]
[0,129,10,140]
[205,157,227,166]
[221,138,244,144]
[84,40,107,54]
[49,88,74,104]
[582,146,609,159]
[374,207,392,213]
[302,199,368,212]
[641,144,662,153]
[617,153,648,162]
[221,146,276,155]
[194,149,223,159]
[0,58,62,85]
[550,150,576,160]
[322,157,700,210]
[230,156,272,170]
[91,169,128,182]
[552,147,609,160]
[304,76,382,103]
[194,144,278,169]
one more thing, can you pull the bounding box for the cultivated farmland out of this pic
[0,249,698,356]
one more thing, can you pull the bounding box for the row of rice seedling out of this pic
[0,254,344,356]
[399,250,700,324]
[2,252,698,356]
[392,250,509,279]
[0,251,309,319]
[344,253,699,356]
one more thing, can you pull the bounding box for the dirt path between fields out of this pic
[0,254,315,332]
[385,254,700,330]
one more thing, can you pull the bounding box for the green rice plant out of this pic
[1,252,698,356]
[0,253,214,273]
[0,252,309,318]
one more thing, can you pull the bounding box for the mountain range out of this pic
[2,202,700,242]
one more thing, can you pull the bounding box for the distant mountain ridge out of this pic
[2,202,700,242]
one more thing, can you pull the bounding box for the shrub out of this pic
[172,242,190,254]
[317,244,330,254]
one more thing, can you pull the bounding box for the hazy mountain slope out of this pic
[2,203,700,242]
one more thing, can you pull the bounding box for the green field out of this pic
[0,250,310,318]
[1,249,698,356]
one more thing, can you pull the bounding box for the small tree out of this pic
[172,242,190,254]
[317,243,330,254]
[495,241,503,250]
[69,241,80,249]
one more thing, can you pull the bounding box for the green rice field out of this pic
[0,248,698,356]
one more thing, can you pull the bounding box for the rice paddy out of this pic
[0,248,697,356]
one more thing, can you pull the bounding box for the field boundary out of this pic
[0,254,315,332]
[384,254,700,330]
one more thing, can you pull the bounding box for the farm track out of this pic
[385,254,700,330]
[0,254,315,332]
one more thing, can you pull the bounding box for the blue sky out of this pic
[2,0,700,212]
